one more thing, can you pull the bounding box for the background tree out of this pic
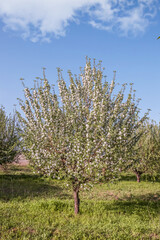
[0,106,19,167]
[17,59,148,214]
[130,121,160,182]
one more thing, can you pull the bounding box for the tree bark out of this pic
[135,171,142,183]
[136,173,141,182]
[73,188,80,214]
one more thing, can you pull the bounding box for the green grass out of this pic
[0,165,160,239]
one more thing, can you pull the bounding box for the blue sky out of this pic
[0,0,160,121]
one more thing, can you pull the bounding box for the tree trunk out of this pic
[135,171,142,183]
[73,188,80,214]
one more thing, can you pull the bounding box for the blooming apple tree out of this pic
[0,106,19,167]
[130,121,160,182]
[17,59,147,214]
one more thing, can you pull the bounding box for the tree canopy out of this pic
[17,58,148,214]
[0,106,19,166]
[130,121,160,182]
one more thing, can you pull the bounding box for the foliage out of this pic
[0,106,19,166]
[17,58,148,213]
[130,121,160,182]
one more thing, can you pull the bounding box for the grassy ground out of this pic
[0,165,160,240]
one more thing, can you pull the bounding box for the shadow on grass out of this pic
[0,173,72,201]
[121,191,160,202]
[81,193,160,216]
[108,196,160,216]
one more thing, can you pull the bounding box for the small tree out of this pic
[0,106,19,167]
[17,59,147,214]
[131,121,160,182]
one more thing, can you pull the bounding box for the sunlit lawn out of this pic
[0,165,160,240]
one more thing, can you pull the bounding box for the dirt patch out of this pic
[13,154,29,166]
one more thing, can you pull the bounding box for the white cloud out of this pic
[88,0,158,36]
[0,0,158,42]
